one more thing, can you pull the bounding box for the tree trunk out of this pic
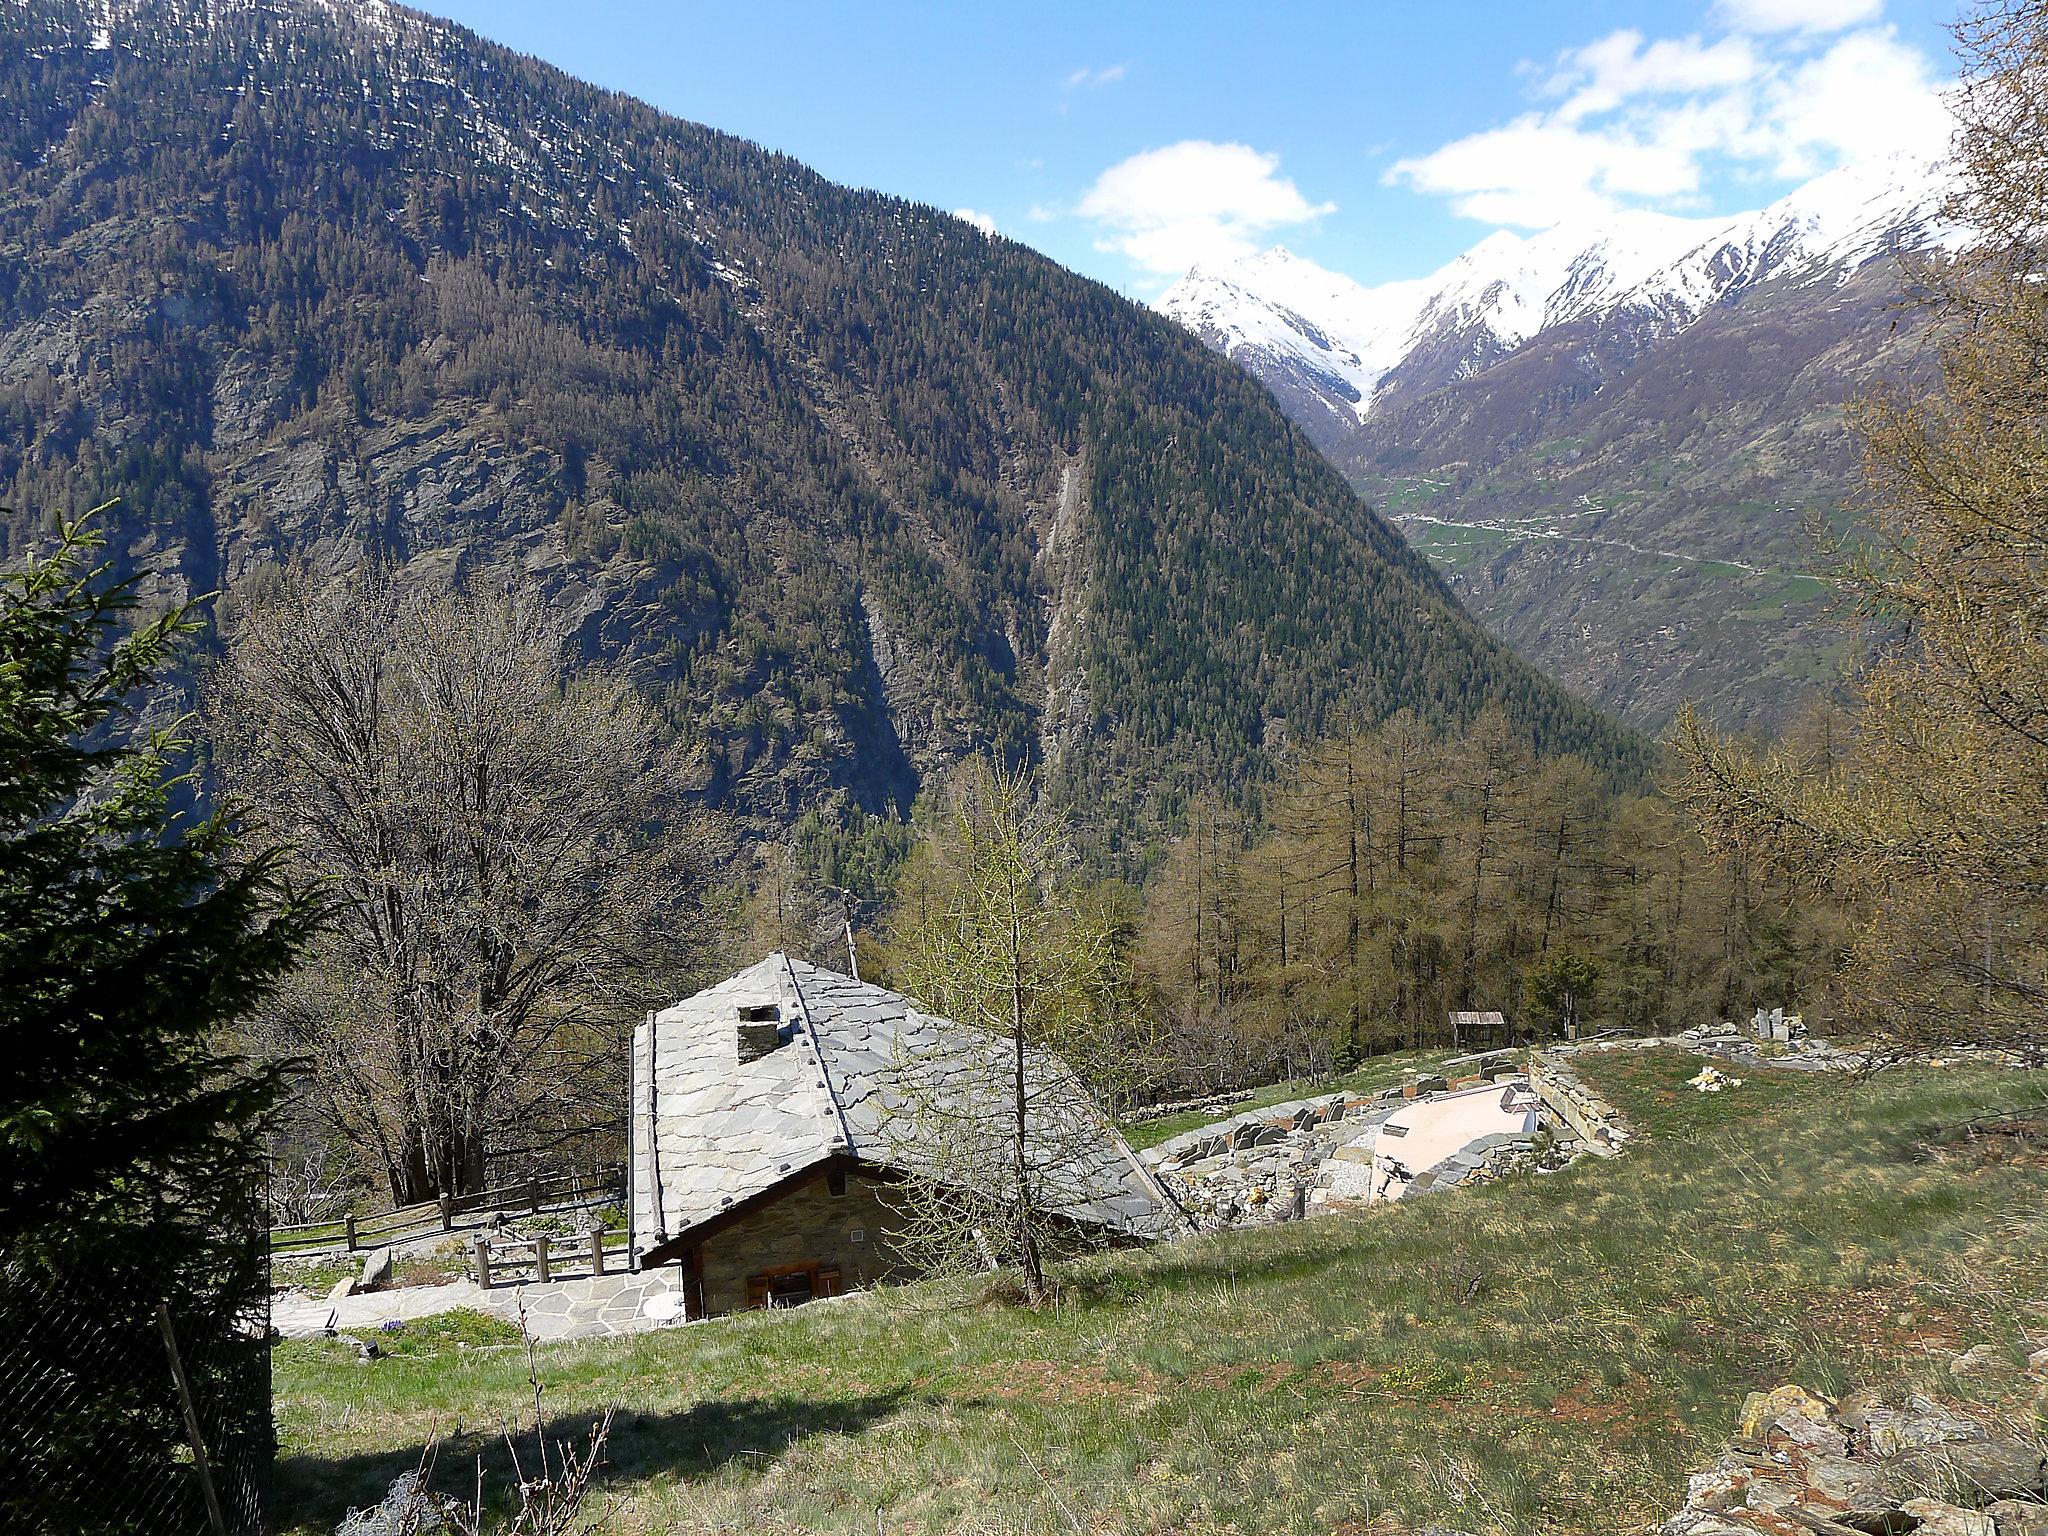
[1009,896,1045,1305]
[386,1123,487,1204]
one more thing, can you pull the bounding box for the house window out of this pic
[744,1261,843,1310]
[826,1168,848,1197]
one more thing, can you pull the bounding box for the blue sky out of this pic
[427,0,1963,298]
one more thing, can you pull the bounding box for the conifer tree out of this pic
[1,509,314,1535]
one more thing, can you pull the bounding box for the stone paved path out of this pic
[494,1271,693,1340]
[274,1270,697,1343]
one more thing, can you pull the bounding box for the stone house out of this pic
[627,953,1182,1317]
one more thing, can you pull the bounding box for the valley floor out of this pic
[271,1049,2047,1536]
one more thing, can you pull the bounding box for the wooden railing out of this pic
[270,1165,624,1256]
[470,1227,632,1288]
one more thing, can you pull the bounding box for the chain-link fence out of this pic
[0,1257,271,1536]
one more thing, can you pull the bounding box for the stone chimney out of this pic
[737,1002,782,1063]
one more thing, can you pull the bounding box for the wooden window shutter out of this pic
[745,1273,768,1309]
[816,1266,841,1298]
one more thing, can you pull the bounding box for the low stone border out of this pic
[1527,1049,1633,1157]
[1661,1381,2048,1536]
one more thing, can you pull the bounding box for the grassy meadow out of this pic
[271,1049,2048,1535]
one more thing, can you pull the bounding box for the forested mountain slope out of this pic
[0,0,1637,840]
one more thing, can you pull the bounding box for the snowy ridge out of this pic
[1159,152,1962,425]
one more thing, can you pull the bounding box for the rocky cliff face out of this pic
[0,0,1638,841]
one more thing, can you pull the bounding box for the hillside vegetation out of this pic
[272,1050,2048,1535]
[0,0,1637,844]
[1345,259,1934,734]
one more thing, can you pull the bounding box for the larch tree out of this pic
[1672,0,2048,1053]
[881,761,1131,1304]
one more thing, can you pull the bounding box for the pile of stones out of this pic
[1141,1054,1555,1231]
[1661,1381,2048,1536]
[1142,1088,1399,1230]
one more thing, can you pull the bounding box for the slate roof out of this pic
[629,953,1184,1265]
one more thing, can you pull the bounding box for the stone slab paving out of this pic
[273,1271,698,1342]
[481,1271,694,1341]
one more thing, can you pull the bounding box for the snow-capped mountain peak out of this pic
[1158,151,1962,429]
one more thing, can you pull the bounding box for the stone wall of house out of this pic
[697,1167,906,1315]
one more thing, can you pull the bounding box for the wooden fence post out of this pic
[528,1175,540,1214]
[156,1303,228,1536]
[344,1212,357,1253]
[534,1233,551,1284]
[589,1226,605,1277]
[439,1195,453,1231]
[471,1235,492,1289]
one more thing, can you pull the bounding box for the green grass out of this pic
[273,1221,349,1254]
[301,1308,526,1360]
[1120,1049,1449,1151]
[271,1051,2048,1536]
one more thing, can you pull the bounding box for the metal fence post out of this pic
[155,1303,229,1536]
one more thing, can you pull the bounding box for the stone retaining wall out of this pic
[1527,1051,1631,1157]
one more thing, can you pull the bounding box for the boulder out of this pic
[1773,1410,1852,1459]
[1901,1500,1998,1536]
[1796,1452,1890,1517]
[1660,1512,1768,1536]
[1985,1501,2048,1536]
[358,1245,395,1292]
[1738,1384,1836,1442]
[1951,1343,2007,1378]
[1685,1456,1752,1511]
[1882,1438,2048,1504]
[1858,1394,1981,1456]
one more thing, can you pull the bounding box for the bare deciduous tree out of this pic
[210,570,718,1201]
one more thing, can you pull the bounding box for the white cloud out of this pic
[1547,30,1760,122]
[953,208,997,237]
[1078,140,1335,274]
[1763,27,1954,176]
[1716,0,1882,34]
[1388,19,1954,229]
[1062,63,1126,91]
[1390,115,1702,228]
